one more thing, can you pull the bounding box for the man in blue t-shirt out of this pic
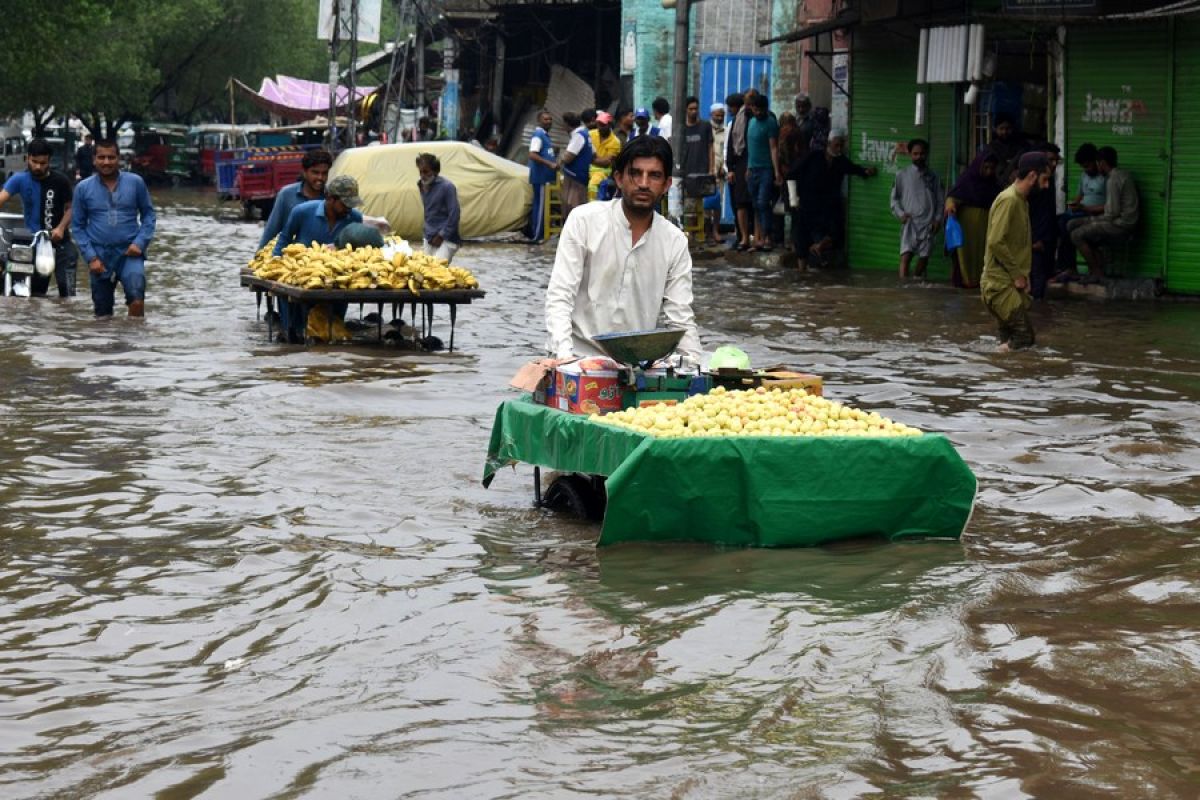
[527,109,557,243]
[258,148,333,249]
[271,174,364,342]
[0,138,79,297]
[745,94,781,251]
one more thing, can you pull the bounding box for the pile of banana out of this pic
[248,240,479,294]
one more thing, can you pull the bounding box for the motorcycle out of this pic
[1,225,36,297]
[1,228,54,297]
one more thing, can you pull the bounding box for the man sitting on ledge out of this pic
[1067,146,1138,283]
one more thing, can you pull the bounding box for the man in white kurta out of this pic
[545,136,702,364]
[889,138,944,279]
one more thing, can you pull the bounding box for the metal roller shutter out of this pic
[1065,22,1169,282]
[847,28,953,272]
[1168,19,1200,295]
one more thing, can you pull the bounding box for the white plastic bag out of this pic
[34,235,54,277]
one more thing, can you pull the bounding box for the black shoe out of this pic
[420,335,445,352]
[344,318,369,332]
[362,311,382,324]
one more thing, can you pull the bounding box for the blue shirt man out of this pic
[270,174,365,342]
[272,195,364,256]
[71,139,156,317]
[527,109,557,242]
[257,149,333,249]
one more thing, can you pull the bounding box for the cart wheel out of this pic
[542,474,606,521]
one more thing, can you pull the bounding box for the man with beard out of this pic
[789,129,876,267]
[0,138,78,296]
[545,135,701,364]
[416,152,461,262]
[258,148,332,249]
[981,152,1051,352]
[890,138,944,279]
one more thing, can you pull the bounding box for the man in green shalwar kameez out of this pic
[981,152,1051,352]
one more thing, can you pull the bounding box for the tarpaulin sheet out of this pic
[331,141,532,241]
[233,76,375,121]
[483,396,978,548]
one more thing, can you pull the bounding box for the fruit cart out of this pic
[483,331,977,548]
[240,271,484,350]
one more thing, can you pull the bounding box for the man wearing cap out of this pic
[704,102,727,245]
[630,107,652,140]
[560,111,593,220]
[588,111,621,200]
[271,174,365,342]
[981,151,1051,352]
[527,109,557,243]
[545,135,702,364]
[789,129,875,266]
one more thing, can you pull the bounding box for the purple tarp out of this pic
[233,75,376,122]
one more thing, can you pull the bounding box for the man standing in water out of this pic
[71,139,156,317]
[890,138,943,279]
[0,138,79,297]
[981,152,1050,352]
[545,136,701,364]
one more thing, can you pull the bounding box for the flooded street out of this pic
[2,187,1199,799]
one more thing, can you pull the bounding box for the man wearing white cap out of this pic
[705,102,727,245]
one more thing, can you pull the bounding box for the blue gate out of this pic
[699,54,772,121]
[699,54,770,227]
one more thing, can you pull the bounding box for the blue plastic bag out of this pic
[944,215,964,251]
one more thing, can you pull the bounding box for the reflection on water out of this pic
[1,186,1198,798]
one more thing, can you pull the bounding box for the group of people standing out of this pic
[0,137,155,317]
[525,98,677,243]
[888,112,1142,351]
[721,90,877,267]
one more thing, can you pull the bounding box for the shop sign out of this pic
[621,20,637,75]
[859,131,904,175]
[1079,89,1146,137]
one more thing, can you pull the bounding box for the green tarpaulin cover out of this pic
[483,396,977,548]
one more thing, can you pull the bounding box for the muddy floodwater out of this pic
[1,187,1198,799]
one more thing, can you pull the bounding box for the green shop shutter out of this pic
[1168,19,1200,295]
[847,29,953,272]
[1065,22,1169,281]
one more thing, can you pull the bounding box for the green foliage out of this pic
[0,0,332,135]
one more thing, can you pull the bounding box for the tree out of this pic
[0,0,331,136]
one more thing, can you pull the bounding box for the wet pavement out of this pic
[1,186,1198,799]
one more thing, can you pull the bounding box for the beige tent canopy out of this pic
[330,141,532,242]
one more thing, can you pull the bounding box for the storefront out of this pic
[846,19,1057,278]
[844,3,1200,296]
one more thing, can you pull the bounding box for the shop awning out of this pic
[232,75,377,123]
[759,12,861,47]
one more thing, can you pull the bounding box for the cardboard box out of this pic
[555,361,625,414]
[509,359,560,406]
[760,371,823,396]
